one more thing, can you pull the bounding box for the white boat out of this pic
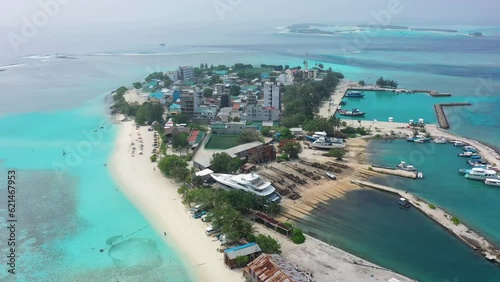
[311,137,346,150]
[210,172,282,203]
[397,161,417,171]
[458,151,474,157]
[484,178,500,187]
[325,172,337,180]
[465,168,498,181]
[452,141,466,146]
[434,137,447,144]
[417,172,424,178]
[312,131,327,139]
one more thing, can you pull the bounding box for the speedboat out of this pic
[398,197,411,208]
[485,178,500,187]
[468,159,487,166]
[325,172,337,180]
[406,137,430,143]
[211,172,282,203]
[434,137,447,144]
[311,137,346,150]
[345,91,364,98]
[397,161,417,171]
[465,168,498,181]
[338,108,366,117]
[452,141,466,147]
[458,151,475,157]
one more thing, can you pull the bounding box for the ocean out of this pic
[1,24,499,281]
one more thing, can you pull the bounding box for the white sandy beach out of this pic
[109,121,244,282]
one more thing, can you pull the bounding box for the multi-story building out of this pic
[242,104,280,122]
[263,82,281,110]
[179,66,194,80]
[165,70,179,82]
[180,90,195,117]
[246,91,257,106]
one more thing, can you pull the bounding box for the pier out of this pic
[434,103,472,129]
[351,180,500,266]
[345,87,452,96]
[366,165,417,179]
[413,89,452,97]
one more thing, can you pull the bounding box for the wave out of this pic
[0,63,27,70]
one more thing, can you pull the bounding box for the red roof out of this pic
[264,106,276,110]
[233,103,241,110]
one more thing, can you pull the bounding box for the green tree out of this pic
[209,75,222,86]
[135,102,164,125]
[238,131,260,144]
[232,117,241,122]
[203,88,214,97]
[328,148,346,160]
[172,112,189,124]
[158,155,190,182]
[234,256,250,268]
[172,132,189,154]
[251,234,281,254]
[304,118,334,136]
[230,85,241,96]
[210,152,241,173]
[193,67,202,78]
[261,128,272,137]
[133,82,142,89]
[358,80,366,86]
[279,128,294,140]
[291,228,306,244]
[282,142,302,159]
[318,63,324,69]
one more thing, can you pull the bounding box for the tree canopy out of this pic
[282,142,302,159]
[210,152,242,173]
[172,132,189,152]
[238,130,261,144]
[376,77,398,88]
[158,155,190,182]
[135,102,164,125]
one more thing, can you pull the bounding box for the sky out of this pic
[0,0,499,28]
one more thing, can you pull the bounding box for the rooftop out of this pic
[245,253,308,282]
[224,242,262,260]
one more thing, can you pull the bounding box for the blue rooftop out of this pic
[149,92,164,100]
[224,242,257,253]
[260,73,270,79]
[170,103,181,110]
[214,70,228,75]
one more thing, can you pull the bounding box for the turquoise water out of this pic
[295,189,500,282]
[0,97,192,281]
[368,139,500,247]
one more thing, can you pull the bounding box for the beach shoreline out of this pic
[109,120,244,282]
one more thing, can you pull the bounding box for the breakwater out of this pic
[434,103,472,129]
[351,180,500,266]
[413,90,452,97]
[346,87,452,96]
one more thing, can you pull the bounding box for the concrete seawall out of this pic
[434,103,472,129]
[351,180,500,266]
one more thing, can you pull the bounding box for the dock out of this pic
[351,180,500,266]
[413,89,452,97]
[345,87,452,97]
[434,103,472,129]
[367,165,417,179]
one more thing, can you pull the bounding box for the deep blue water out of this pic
[0,24,499,281]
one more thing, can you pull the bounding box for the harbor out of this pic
[434,102,473,129]
[350,180,500,265]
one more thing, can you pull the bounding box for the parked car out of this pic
[193,211,207,219]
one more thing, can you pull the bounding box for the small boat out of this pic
[338,108,366,117]
[485,178,500,187]
[468,159,487,166]
[398,197,411,208]
[465,168,498,181]
[417,172,424,179]
[459,164,491,174]
[433,137,447,144]
[453,141,466,147]
[345,91,365,98]
[458,152,474,157]
[340,101,347,105]
[325,172,337,180]
[471,155,482,160]
[305,136,318,142]
[311,137,346,150]
[406,137,430,143]
[397,161,417,171]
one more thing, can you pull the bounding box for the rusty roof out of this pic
[245,254,308,282]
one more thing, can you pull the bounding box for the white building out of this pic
[179,66,194,80]
[242,104,280,122]
[165,70,179,82]
[263,82,280,110]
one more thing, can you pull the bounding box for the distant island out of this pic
[286,23,475,35]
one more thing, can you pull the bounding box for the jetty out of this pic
[413,89,452,97]
[434,103,472,129]
[351,180,500,265]
[366,165,417,179]
[345,87,452,97]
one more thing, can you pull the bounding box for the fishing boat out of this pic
[311,137,346,150]
[345,91,364,98]
[325,172,337,180]
[397,161,417,171]
[398,197,411,208]
[452,141,466,146]
[464,168,498,181]
[406,137,431,143]
[338,108,366,117]
[467,159,487,166]
[340,100,347,105]
[484,178,500,187]
[458,151,475,157]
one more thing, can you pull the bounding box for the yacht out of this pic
[484,178,500,187]
[397,161,417,171]
[210,173,282,203]
[459,164,490,174]
[338,108,366,117]
[311,137,346,150]
[464,168,498,181]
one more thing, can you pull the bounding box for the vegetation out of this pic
[340,126,370,136]
[261,128,273,137]
[203,88,214,97]
[209,75,222,86]
[281,142,302,159]
[428,204,436,210]
[233,63,254,71]
[210,152,242,174]
[376,77,398,88]
[172,112,189,124]
[135,102,164,125]
[451,216,461,225]
[172,132,190,154]
[247,234,281,254]
[110,86,135,116]
[238,131,262,144]
[278,128,294,140]
[358,80,366,86]
[281,71,343,128]
[133,82,142,89]
[157,155,190,182]
[150,155,157,162]
[327,148,346,160]
[234,256,250,268]
[230,85,241,96]
[291,228,306,244]
[304,118,334,136]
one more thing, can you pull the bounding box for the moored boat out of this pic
[464,168,498,181]
[433,137,448,144]
[458,151,475,157]
[210,172,282,203]
[338,108,366,117]
[397,161,417,171]
[325,172,337,180]
[398,197,411,208]
[345,91,365,98]
[485,178,500,187]
[406,137,431,143]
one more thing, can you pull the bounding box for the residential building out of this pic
[263,82,281,110]
[220,94,231,108]
[193,105,218,122]
[169,103,181,115]
[149,91,165,104]
[179,66,194,80]
[224,243,262,270]
[165,70,179,82]
[180,90,195,117]
[246,91,257,106]
[217,107,233,123]
[210,122,254,135]
[243,253,309,282]
[242,105,280,123]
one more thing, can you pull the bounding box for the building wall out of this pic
[166,71,179,82]
[263,82,280,110]
[244,105,280,122]
[179,66,194,80]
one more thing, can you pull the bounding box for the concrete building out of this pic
[217,107,233,123]
[179,66,194,80]
[180,90,195,117]
[246,91,257,106]
[193,105,218,122]
[242,105,280,122]
[263,82,281,110]
[165,70,179,82]
[224,243,262,270]
[210,122,255,135]
[220,94,231,108]
[243,253,309,282]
